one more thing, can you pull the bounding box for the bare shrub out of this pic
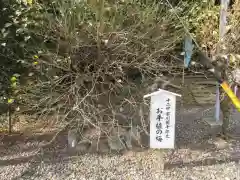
[1,0,226,149]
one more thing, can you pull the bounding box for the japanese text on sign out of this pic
[148,89,180,149]
[155,108,163,142]
[165,98,171,139]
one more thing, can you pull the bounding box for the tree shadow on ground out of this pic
[0,131,67,157]
[1,140,239,173]
[164,156,240,170]
[0,130,69,179]
[1,105,240,177]
[0,133,239,179]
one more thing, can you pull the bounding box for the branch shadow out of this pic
[1,105,239,178]
[164,156,240,170]
[0,131,67,157]
[0,154,36,166]
[0,130,69,179]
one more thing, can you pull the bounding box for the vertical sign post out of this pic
[144,89,181,149]
[182,34,194,86]
[184,34,194,68]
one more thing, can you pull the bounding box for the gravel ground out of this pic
[0,149,240,180]
[1,106,240,180]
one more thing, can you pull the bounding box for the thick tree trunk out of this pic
[220,93,231,135]
[220,64,232,137]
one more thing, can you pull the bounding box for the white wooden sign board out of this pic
[144,89,181,149]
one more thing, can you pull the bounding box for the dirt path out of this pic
[1,106,240,180]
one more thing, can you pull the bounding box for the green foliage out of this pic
[0,0,226,127]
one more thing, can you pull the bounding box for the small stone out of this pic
[68,129,78,148]
[213,138,228,149]
[119,107,124,112]
[210,174,216,179]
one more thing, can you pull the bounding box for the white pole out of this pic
[215,0,229,122]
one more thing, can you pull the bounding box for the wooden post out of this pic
[8,104,12,134]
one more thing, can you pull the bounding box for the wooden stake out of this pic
[8,104,12,134]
